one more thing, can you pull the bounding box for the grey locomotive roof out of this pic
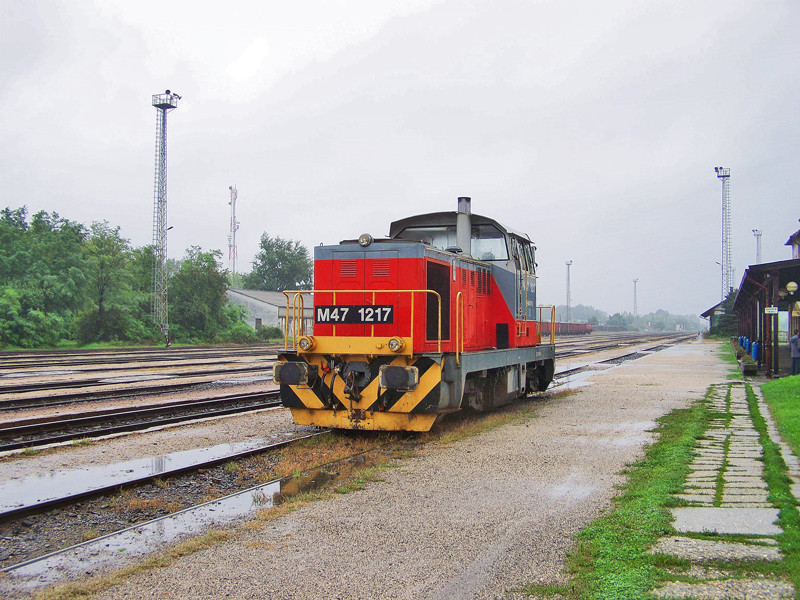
[388,211,532,242]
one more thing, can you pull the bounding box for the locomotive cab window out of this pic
[395,225,457,251]
[471,225,508,261]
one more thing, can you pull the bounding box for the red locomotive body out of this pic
[275,198,556,431]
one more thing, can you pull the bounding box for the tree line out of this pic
[0,207,313,349]
[552,303,704,332]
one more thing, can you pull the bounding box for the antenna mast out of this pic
[151,89,180,343]
[228,185,240,277]
[752,229,762,264]
[715,166,733,300]
[565,260,573,323]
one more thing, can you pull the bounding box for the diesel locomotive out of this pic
[273,197,556,431]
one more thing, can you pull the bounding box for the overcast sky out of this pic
[2,0,798,317]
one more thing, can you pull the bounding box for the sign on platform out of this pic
[764,306,778,315]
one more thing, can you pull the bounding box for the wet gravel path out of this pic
[72,340,728,600]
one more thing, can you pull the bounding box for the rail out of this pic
[538,305,556,345]
[282,289,442,353]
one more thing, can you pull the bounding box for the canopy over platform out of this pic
[733,258,800,376]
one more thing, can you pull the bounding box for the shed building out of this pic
[226,289,313,334]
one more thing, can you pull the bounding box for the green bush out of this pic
[258,325,284,341]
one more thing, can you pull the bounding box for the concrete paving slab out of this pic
[676,494,715,504]
[671,507,782,535]
[685,481,716,489]
[650,536,783,562]
[724,480,767,489]
[652,578,794,599]
[720,497,770,506]
[719,492,770,499]
[688,469,720,478]
[725,476,766,483]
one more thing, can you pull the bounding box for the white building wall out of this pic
[226,290,280,328]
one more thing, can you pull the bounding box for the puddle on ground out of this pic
[1,453,377,592]
[661,344,707,356]
[547,473,596,501]
[0,434,300,517]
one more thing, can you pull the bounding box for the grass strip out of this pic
[746,383,800,593]
[522,392,712,599]
[713,433,731,507]
[761,377,800,462]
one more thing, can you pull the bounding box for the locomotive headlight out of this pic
[298,336,316,351]
[358,233,373,247]
[387,337,405,352]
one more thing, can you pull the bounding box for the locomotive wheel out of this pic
[527,359,554,393]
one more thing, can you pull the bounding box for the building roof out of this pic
[785,228,800,247]
[388,211,533,242]
[700,300,726,318]
[732,258,800,315]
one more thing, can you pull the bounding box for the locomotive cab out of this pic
[275,197,556,431]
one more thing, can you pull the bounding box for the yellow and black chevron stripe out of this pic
[278,354,443,431]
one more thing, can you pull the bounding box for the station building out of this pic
[732,226,800,376]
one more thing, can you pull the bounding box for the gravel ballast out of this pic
[52,339,731,600]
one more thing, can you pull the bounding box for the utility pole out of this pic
[151,89,180,345]
[715,166,733,300]
[228,185,240,279]
[633,278,638,319]
[565,260,573,323]
[752,229,762,264]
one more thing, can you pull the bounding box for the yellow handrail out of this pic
[537,305,556,346]
[282,289,442,353]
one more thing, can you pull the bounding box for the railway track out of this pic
[0,333,700,586]
[0,344,282,369]
[0,363,273,395]
[0,391,282,452]
[0,430,325,521]
[554,332,696,359]
[552,336,695,383]
[0,434,388,591]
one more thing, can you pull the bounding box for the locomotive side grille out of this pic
[461,269,467,285]
[470,271,475,286]
[372,260,390,277]
[340,260,357,278]
[478,268,490,296]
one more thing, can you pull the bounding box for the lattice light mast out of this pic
[565,260,573,323]
[633,278,638,319]
[151,90,180,343]
[715,166,733,300]
[752,229,762,264]
[228,185,240,277]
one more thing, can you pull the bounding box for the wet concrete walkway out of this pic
[649,382,799,599]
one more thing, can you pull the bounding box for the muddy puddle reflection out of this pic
[1,452,380,592]
[0,434,305,517]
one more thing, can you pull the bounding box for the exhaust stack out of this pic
[456,196,472,257]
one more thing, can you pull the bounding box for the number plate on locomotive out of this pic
[315,305,394,324]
